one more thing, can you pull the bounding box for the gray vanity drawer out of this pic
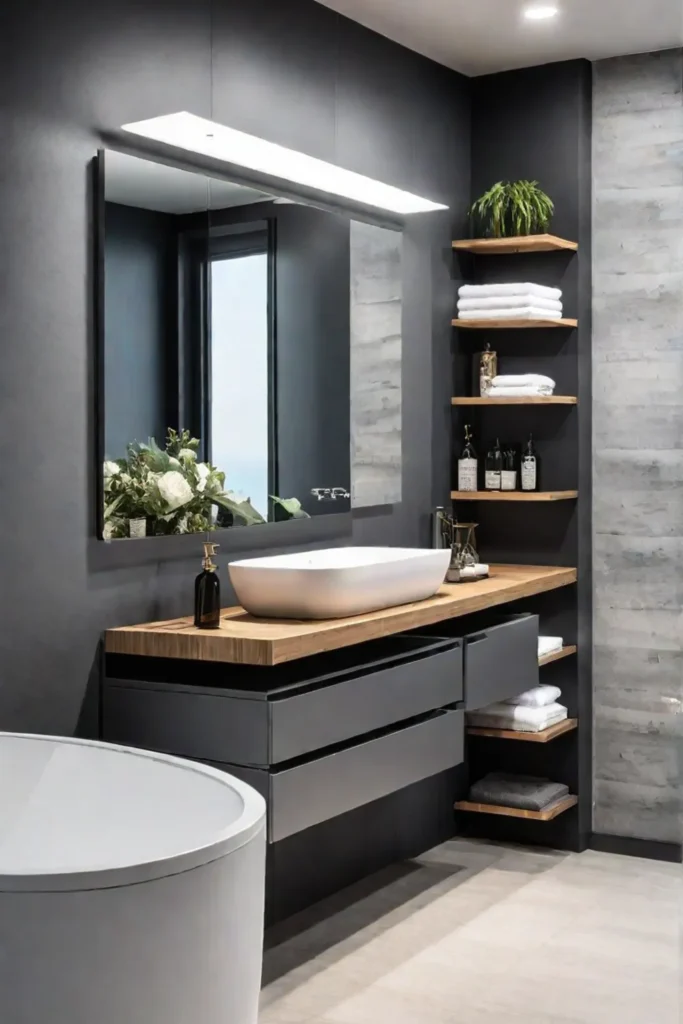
[103,635,462,767]
[463,613,539,709]
[267,643,461,765]
[213,709,464,843]
[410,613,538,710]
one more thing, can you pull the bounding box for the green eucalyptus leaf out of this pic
[270,495,311,521]
[104,494,125,521]
[145,437,171,472]
[212,492,266,526]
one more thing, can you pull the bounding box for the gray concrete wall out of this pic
[592,49,683,843]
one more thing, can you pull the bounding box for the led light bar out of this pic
[120,112,448,215]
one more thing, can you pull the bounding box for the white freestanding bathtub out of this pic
[0,732,267,1024]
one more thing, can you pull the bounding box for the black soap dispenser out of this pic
[194,542,221,629]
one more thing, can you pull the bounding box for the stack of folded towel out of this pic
[468,773,569,813]
[486,373,556,398]
[457,282,563,321]
[467,681,568,734]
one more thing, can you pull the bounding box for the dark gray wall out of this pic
[0,0,470,733]
[592,49,683,845]
[467,61,592,566]
[463,60,593,850]
[104,201,174,458]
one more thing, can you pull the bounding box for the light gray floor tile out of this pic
[259,843,681,1024]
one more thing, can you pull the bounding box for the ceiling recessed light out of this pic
[523,5,559,20]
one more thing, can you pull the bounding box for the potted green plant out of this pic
[470,180,554,238]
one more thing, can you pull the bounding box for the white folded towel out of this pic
[457,295,562,312]
[458,282,562,301]
[485,385,554,397]
[538,636,564,657]
[491,374,556,389]
[467,702,568,733]
[458,307,562,321]
[506,684,562,708]
[459,563,489,578]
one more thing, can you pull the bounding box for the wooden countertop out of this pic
[105,564,576,667]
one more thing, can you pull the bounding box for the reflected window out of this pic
[209,244,270,519]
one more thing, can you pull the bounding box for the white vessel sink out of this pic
[228,546,451,620]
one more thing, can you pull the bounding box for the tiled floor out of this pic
[260,840,680,1024]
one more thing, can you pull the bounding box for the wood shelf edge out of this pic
[452,317,578,329]
[467,718,578,744]
[451,396,578,406]
[450,491,578,502]
[539,644,578,667]
[452,234,578,254]
[454,794,578,821]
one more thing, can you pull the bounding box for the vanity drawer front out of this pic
[464,613,539,709]
[220,709,464,843]
[102,682,270,766]
[103,636,461,768]
[269,642,462,763]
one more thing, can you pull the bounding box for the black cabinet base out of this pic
[265,766,463,926]
[590,832,682,864]
[457,807,584,853]
[265,821,680,927]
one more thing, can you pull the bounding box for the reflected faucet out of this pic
[310,487,351,501]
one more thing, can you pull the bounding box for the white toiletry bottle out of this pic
[457,424,478,491]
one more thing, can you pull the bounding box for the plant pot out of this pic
[128,517,147,539]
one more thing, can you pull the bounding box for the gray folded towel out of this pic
[469,772,569,811]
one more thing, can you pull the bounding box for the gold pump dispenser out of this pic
[202,542,219,571]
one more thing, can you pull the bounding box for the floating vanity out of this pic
[103,562,577,921]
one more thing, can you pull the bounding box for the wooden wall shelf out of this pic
[539,644,577,667]
[452,235,578,254]
[452,317,578,329]
[467,719,578,744]
[451,396,577,406]
[454,794,578,821]
[450,491,578,502]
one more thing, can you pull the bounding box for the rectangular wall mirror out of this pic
[96,149,402,542]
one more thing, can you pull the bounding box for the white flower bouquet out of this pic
[103,428,269,539]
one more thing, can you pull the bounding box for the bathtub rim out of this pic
[0,732,266,893]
